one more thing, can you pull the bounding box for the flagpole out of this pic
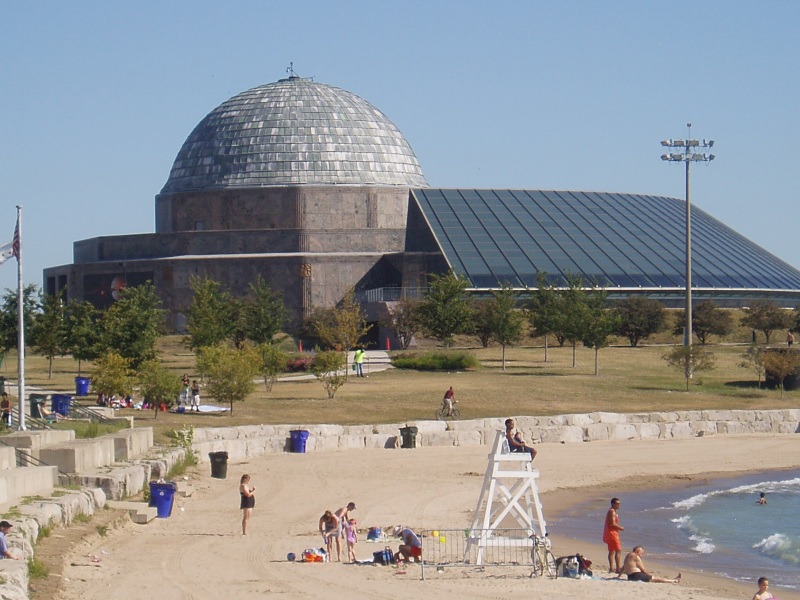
[15,205,25,431]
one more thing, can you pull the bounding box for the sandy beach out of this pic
[57,433,800,600]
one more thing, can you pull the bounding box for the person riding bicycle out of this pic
[442,386,456,417]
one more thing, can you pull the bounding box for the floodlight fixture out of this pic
[659,123,716,378]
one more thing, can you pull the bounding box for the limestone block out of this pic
[0,447,16,471]
[583,424,610,442]
[309,435,341,452]
[110,427,154,461]
[405,421,446,434]
[774,422,800,433]
[676,411,703,422]
[107,500,157,524]
[2,429,74,450]
[690,421,718,436]
[591,412,627,424]
[0,466,58,508]
[308,424,345,437]
[39,438,116,474]
[448,419,483,431]
[365,434,395,449]
[651,412,679,423]
[453,430,483,447]
[702,409,733,422]
[371,424,401,435]
[338,436,367,450]
[342,425,373,436]
[783,409,800,420]
[543,415,568,426]
[83,486,107,509]
[539,426,583,444]
[731,410,756,422]
[716,421,748,434]
[481,417,508,430]
[175,481,194,497]
[637,423,661,439]
[566,414,593,427]
[420,432,458,447]
[661,422,693,439]
[19,501,63,526]
[750,421,773,434]
[0,557,28,597]
[754,410,782,422]
[608,424,639,441]
[626,413,652,423]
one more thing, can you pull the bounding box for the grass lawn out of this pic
[1,334,794,445]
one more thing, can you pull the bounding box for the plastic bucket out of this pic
[148,482,177,518]
[289,430,309,453]
[209,451,229,479]
[75,376,91,397]
[51,394,72,417]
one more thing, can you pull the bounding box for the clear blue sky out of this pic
[2,1,798,294]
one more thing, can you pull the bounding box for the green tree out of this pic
[662,345,716,391]
[241,276,286,345]
[553,275,590,368]
[473,299,495,348]
[90,351,135,398]
[63,300,102,375]
[200,344,259,414]
[614,296,667,347]
[764,349,800,399]
[741,300,792,344]
[582,288,620,375]
[138,359,183,418]
[311,349,347,399]
[307,291,371,378]
[383,297,422,350]
[418,272,474,347]
[100,283,164,368]
[738,344,766,389]
[185,276,235,350]
[31,292,66,378]
[484,284,526,370]
[674,300,733,345]
[257,343,288,392]
[0,284,40,358]
[526,272,560,361]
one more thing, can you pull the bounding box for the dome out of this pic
[161,76,428,193]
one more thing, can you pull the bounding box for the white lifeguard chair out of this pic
[466,430,547,564]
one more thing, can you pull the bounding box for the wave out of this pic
[669,477,800,511]
[753,533,800,567]
[672,515,715,553]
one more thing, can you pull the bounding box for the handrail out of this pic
[0,437,69,478]
[68,402,117,424]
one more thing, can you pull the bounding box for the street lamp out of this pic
[661,123,715,377]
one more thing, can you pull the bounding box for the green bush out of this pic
[392,351,480,371]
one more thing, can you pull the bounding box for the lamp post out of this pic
[661,124,715,378]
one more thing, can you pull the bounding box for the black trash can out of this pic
[30,393,48,418]
[400,426,418,449]
[289,430,310,453]
[148,481,177,518]
[209,451,229,479]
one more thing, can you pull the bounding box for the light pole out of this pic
[661,124,715,378]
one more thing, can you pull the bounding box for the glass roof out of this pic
[411,189,800,291]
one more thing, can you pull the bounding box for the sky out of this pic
[2,1,799,294]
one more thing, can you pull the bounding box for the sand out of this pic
[58,433,800,600]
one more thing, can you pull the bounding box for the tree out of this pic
[526,272,560,361]
[417,272,474,347]
[662,346,716,391]
[307,291,371,379]
[311,349,347,399]
[483,284,526,370]
[185,276,235,350]
[31,291,66,378]
[553,275,590,368]
[741,300,792,344]
[473,299,495,349]
[764,349,800,398]
[674,300,733,345]
[582,288,620,376]
[138,359,183,418]
[100,283,164,368]
[258,343,288,392]
[200,344,259,413]
[383,297,422,350]
[63,300,102,375]
[738,344,766,389]
[614,296,667,347]
[241,276,287,345]
[0,284,40,358]
[90,351,135,398]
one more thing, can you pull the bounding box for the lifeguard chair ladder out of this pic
[466,430,547,565]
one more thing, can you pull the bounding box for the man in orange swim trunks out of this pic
[602,497,624,574]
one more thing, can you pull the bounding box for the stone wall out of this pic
[191,409,800,462]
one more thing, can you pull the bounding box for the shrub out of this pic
[392,350,480,371]
[285,355,314,372]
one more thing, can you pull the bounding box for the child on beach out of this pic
[343,518,358,562]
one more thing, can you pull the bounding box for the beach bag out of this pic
[302,548,326,563]
[576,553,593,577]
[367,527,382,541]
[373,546,394,565]
[555,555,580,578]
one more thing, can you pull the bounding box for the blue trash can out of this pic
[289,430,309,453]
[148,482,177,518]
[51,394,72,417]
[75,376,91,397]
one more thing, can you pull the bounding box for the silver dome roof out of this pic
[161,76,428,193]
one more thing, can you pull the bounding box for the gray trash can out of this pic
[209,451,229,479]
[400,426,418,449]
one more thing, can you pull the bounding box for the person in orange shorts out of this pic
[602,497,624,573]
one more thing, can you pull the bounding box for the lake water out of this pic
[549,467,800,591]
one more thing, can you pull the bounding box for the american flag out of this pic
[11,218,19,260]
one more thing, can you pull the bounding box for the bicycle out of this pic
[435,402,461,420]
[530,533,556,578]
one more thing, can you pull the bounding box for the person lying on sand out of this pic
[621,546,681,584]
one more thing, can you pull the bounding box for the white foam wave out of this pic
[753,533,800,566]
[689,534,715,554]
[671,476,800,511]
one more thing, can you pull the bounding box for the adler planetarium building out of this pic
[44,73,800,336]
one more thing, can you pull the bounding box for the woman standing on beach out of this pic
[240,474,255,535]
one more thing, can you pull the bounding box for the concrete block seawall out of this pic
[191,409,800,462]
